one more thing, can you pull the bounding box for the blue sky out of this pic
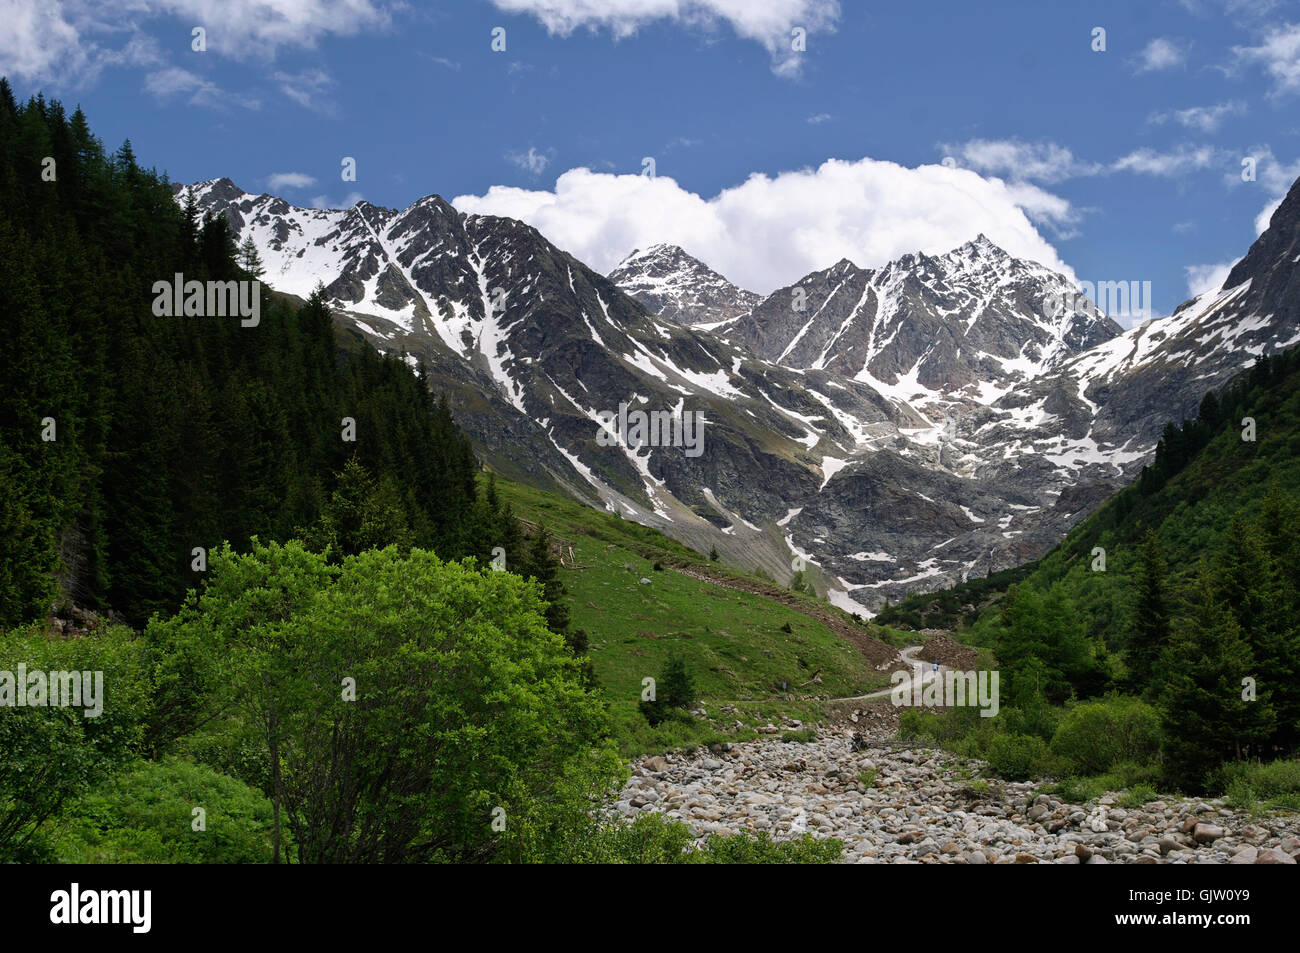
[5,0,1300,322]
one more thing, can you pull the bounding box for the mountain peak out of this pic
[957,233,1008,257]
[609,243,759,326]
[1224,174,1300,293]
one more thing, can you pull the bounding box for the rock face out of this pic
[611,732,1300,864]
[175,176,1300,613]
[609,244,759,326]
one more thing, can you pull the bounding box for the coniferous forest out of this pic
[0,81,507,629]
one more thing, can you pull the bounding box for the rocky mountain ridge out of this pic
[174,176,1300,612]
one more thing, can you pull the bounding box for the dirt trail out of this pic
[827,646,950,702]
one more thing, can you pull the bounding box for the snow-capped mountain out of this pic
[719,235,1121,404]
[608,243,760,326]
[174,176,1300,614]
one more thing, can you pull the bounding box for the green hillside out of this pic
[494,479,900,755]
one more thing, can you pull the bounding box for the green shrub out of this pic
[575,813,842,863]
[1050,696,1161,776]
[44,757,275,864]
[1052,776,1109,804]
[1000,696,1061,743]
[858,769,878,788]
[1225,778,1256,813]
[986,733,1049,781]
[1120,783,1159,808]
[1219,759,1300,801]
[145,542,624,864]
[0,624,153,861]
[781,728,817,743]
[1102,760,1164,790]
[693,831,842,864]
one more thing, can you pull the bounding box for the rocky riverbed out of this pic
[611,730,1300,864]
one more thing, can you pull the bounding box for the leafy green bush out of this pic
[145,540,624,864]
[1218,759,1300,805]
[1225,778,1256,813]
[572,813,842,864]
[1050,696,1161,776]
[1000,695,1061,743]
[693,831,842,864]
[1119,783,1159,808]
[44,757,274,863]
[0,624,152,860]
[1051,776,1109,804]
[1101,760,1164,790]
[781,728,817,743]
[985,733,1049,781]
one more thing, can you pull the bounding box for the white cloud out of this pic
[310,191,364,209]
[507,147,553,176]
[487,0,841,76]
[1180,0,1283,17]
[272,68,334,112]
[1256,197,1284,234]
[1136,37,1188,72]
[1185,261,1236,297]
[0,4,166,86]
[1235,23,1300,96]
[0,1,88,83]
[453,157,1076,295]
[1230,146,1300,232]
[420,53,460,70]
[1148,100,1246,132]
[941,139,1102,184]
[152,0,394,59]
[0,0,394,85]
[143,66,258,109]
[1112,144,1220,176]
[268,171,317,190]
[806,112,832,124]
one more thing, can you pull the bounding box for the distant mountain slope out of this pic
[881,343,1300,637]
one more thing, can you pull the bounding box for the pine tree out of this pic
[1211,511,1300,752]
[1156,574,1275,790]
[238,234,264,278]
[1128,530,1171,693]
[522,522,570,635]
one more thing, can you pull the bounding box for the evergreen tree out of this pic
[238,233,264,278]
[1127,530,1171,692]
[1156,574,1275,790]
[521,522,570,635]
